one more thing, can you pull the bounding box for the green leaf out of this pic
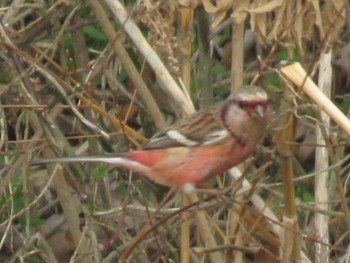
[296,184,314,202]
[211,64,230,78]
[17,212,44,228]
[29,212,45,227]
[92,164,108,179]
[264,73,280,87]
[83,25,107,42]
[27,256,43,263]
[83,25,108,51]
[340,95,350,113]
[87,201,96,214]
[114,184,127,196]
[277,47,300,62]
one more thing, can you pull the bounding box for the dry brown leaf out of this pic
[202,0,233,13]
[136,0,180,75]
[249,0,269,45]
[202,0,233,28]
[178,0,201,9]
[247,0,345,54]
[323,0,346,44]
[292,0,304,52]
[269,0,287,41]
[211,12,227,29]
[309,0,324,38]
[301,2,317,42]
[245,0,283,14]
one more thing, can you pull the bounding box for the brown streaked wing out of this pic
[141,103,227,150]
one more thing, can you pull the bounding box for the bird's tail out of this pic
[31,153,126,166]
[31,152,153,181]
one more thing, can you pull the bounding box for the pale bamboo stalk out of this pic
[314,51,331,263]
[187,193,224,263]
[230,22,244,91]
[230,167,310,263]
[179,6,193,263]
[229,167,281,236]
[103,0,195,115]
[228,1,249,262]
[180,193,190,263]
[280,63,350,137]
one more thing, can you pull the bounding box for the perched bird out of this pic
[32,85,269,188]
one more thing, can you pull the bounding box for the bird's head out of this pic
[221,85,269,143]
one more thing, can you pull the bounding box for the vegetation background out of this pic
[0,0,348,262]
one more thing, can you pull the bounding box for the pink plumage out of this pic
[32,85,269,188]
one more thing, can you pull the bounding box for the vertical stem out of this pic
[230,0,249,91]
[180,7,193,93]
[197,9,213,108]
[314,50,331,263]
[228,1,249,262]
[179,6,193,263]
[187,193,224,263]
[180,194,190,263]
[103,0,194,115]
[230,23,244,91]
[278,102,301,263]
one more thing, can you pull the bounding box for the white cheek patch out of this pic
[203,129,229,145]
[225,104,245,124]
[166,130,198,146]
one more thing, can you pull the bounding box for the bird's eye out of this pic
[238,101,246,108]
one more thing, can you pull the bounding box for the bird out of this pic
[31,85,269,188]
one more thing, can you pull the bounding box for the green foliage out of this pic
[190,77,198,94]
[114,184,127,196]
[296,184,314,203]
[0,70,10,84]
[277,47,300,62]
[63,23,108,53]
[152,81,162,90]
[27,256,43,263]
[87,200,96,214]
[214,87,230,99]
[264,72,280,88]
[83,25,108,51]
[17,212,45,228]
[12,186,25,214]
[9,173,44,228]
[63,34,73,51]
[211,64,230,78]
[211,64,231,99]
[340,95,350,113]
[92,164,108,179]
[117,68,128,83]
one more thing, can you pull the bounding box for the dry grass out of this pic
[0,0,349,262]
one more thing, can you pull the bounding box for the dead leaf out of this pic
[245,0,283,14]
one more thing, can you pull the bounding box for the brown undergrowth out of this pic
[0,1,348,262]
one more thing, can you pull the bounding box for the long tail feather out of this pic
[31,154,126,166]
[31,153,153,182]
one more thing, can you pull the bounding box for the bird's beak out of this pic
[255,105,265,118]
